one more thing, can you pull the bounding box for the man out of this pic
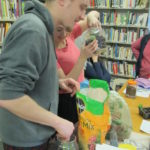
[0,0,88,149]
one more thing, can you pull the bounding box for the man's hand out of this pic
[55,118,74,141]
[0,97,75,142]
[59,78,80,97]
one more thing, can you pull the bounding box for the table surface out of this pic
[118,83,150,135]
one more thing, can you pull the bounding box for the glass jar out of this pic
[84,27,106,54]
[125,79,137,98]
[109,127,118,147]
[57,135,78,150]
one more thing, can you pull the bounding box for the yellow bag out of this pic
[76,80,111,150]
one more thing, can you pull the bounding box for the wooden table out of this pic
[118,83,150,135]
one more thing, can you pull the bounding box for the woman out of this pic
[85,55,111,85]
[54,11,101,123]
[131,33,150,79]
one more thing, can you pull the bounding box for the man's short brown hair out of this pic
[45,0,55,2]
[39,0,45,3]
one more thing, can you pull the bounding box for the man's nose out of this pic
[79,12,85,20]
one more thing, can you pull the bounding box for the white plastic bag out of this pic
[108,91,132,140]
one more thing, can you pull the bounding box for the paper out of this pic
[140,119,150,134]
[123,86,150,98]
[96,144,125,150]
[136,78,150,89]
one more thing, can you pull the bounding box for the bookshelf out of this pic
[87,0,149,80]
[87,7,149,11]
[101,24,148,29]
[0,0,25,53]
[0,18,16,22]
[100,55,136,63]
[111,74,135,79]
[106,41,132,45]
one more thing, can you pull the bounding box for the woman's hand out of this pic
[87,11,101,28]
[80,39,98,59]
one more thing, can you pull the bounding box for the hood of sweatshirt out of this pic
[24,0,54,34]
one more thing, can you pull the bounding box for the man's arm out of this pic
[0,95,74,141]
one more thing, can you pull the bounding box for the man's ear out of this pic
[58,0,71,7]
[58,0,65,6]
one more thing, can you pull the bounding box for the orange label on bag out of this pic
[78,105,111,150]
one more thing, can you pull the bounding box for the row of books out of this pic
[0,23,12,43]
[102,60,136,77]
[100,12,148,27]
[104,28,145,43]
[90,0,148,8]
[0,0,25,19]
[101,45,136,60]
